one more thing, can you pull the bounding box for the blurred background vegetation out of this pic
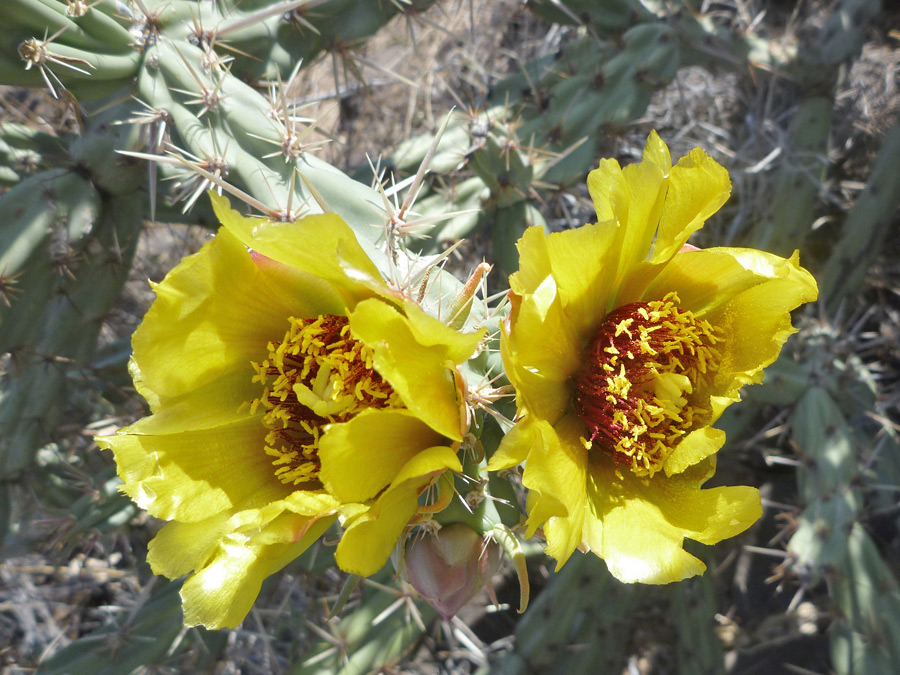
[0,0,898,673]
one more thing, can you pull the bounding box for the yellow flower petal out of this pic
[647,246,817,317]
[651,147,731,263]
[508,225,553,296]
[486,414,537,472]
[178,513,335,629]
[649,247,818,408]
[281,489,346,516]
[501,273,582,423]
[148,511,233,580]
[148,494,338,629]
[210,192,385,308]
[582,471,705,583]
[704,251,818,382]
[580,459,761,583]
[519,414,587,563]
[587,157,629,225]
[336,446,460,576]
[179,539,297,629]
[132,227,340,405]
[388,443,462,488]
[122,368,254,435]
[318,409,445,503]
[148,494,339,581]
[349,298,467,440]
[586,153,667,296]
[663,427,726,477]
[616,160,669,265]
[336,482,419,576]
[399,298,485,365]
[543,223,617,342]
[641,129,672,173]
[98,417,292,522]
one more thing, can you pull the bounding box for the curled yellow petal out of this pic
[336,446,460,576]
[349,298,472,440]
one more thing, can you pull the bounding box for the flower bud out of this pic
[403,523,501,619]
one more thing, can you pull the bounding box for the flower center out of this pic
[250,314,404,486]
[573,292,721,477]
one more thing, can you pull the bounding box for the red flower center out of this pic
[573,293,721,477]
[249,314,403,486]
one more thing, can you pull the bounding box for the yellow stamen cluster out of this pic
[250,314,404,486]
[574,293,721,477]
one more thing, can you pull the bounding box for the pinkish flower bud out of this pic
[403,523,501,620]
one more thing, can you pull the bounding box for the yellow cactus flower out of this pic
[488,132,818,583]
[97,193,483,629]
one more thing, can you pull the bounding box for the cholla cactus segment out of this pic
[389,19,684,255]
[829,524,900,675]
[815,0,882,66]
[489,200,548,281]
[0,102,145,473]
[746,97,833,257]
[35,580,227,675]
[820,120,900,309]
[0,187,143,474]
[131,33,465,258]
[670,571,726,675]
[485,553,636,674]
[788,386,862,584]
[772,318,900,671]
[0,2,139,99]
[0,0,437,100]
[291,568,437,675]
[526,0,654,33]
[0,122,70,187]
